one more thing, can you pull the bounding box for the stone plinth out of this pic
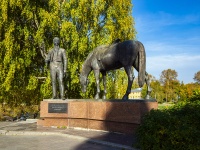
[37,99,157,134]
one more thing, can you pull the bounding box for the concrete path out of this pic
[0,120,138,150]
[0,134,122,150]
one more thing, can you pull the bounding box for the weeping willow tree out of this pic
[0,0,136,106]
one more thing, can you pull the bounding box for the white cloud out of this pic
[144,40,200,54]
[146,54,200,83]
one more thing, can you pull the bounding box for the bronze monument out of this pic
[45,37,67,100]
[80,40,151,100]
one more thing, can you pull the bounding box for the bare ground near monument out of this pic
[0,119,137,150]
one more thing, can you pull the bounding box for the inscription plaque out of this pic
[48,103,68,113]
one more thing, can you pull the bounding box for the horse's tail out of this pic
[138,41,146,87]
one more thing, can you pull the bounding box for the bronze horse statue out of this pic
[80,40,151,100]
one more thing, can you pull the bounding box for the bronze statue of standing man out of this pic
[45,37,67,100]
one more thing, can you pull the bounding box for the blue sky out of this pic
[132,0,200,83]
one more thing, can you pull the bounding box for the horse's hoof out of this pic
[122,95,128,100]
[95,94,100,99]
[102,95,106,100]
[145,95,150,99]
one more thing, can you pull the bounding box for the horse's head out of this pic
[79,74,89,93]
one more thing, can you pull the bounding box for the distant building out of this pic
[129,88,142,99]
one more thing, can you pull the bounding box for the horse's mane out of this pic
[85,51,94,62]
[93,45,109,52]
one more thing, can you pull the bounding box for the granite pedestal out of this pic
[37,99,157,134]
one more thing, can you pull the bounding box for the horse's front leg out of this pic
[102,71,107,99]
[145,72,152,99]
[94,69,100,99]
[123,66,134,100]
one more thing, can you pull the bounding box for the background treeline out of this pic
[141,69,200,104]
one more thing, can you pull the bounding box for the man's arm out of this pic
[45,49,52,67]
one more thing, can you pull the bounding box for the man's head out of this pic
[53,37,60,46]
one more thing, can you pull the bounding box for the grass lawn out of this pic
[158,103,174,109]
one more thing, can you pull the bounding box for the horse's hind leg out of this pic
[145,72,152,99]
[94,69,100,99]
[102,71,107,99]
[122,66,134,100]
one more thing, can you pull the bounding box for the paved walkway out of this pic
[0,120,138,150]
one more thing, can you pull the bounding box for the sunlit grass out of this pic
[158,103,174,110]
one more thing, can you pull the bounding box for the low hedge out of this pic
[135,101,200,150]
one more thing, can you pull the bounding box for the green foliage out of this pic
[107,70,129,99]
[61,0,135,99]
[136,101,200,150]
[189,89,200,102]
[0,0,135,106]
[0,102,39,120]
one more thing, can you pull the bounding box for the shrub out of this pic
[135,101,200,150]
[189,89,200,102]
